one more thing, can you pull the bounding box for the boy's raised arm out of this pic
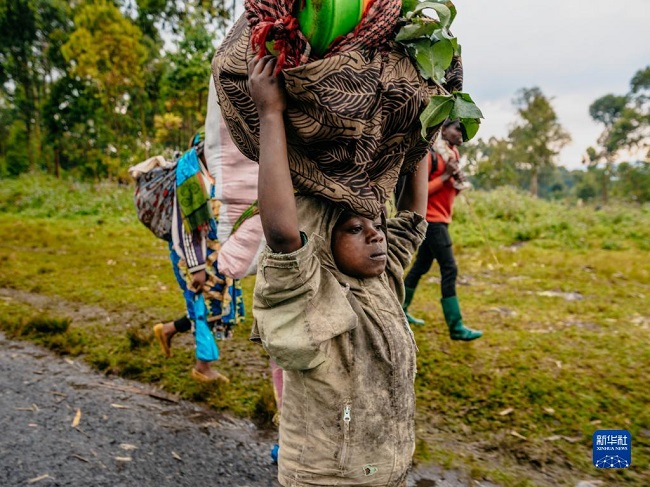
[396,155,428,217]
[248,56,302,254]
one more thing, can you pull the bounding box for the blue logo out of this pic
[593,430,631,468]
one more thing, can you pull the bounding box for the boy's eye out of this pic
[348,225,363,234]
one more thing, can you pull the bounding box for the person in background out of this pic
[153,130,245,383]
[401,119,483,341]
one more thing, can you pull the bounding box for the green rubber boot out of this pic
[441,296,482,341]
[403,287,425,326]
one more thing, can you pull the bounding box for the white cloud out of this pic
[473,98,512,139]
[552,90,604,169]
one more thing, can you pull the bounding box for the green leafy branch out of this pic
[396,0,483,140]
[419,92,482,141]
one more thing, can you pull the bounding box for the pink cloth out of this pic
[270,359,284,411]
[218,214,264,279]
[206,76,265,278]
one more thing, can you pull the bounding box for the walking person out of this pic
[402,119,483,341]
[159,75,268,383]
[248,54,428,486]
[153,130,245,383]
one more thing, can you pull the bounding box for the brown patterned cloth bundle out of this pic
[212,0,462,218]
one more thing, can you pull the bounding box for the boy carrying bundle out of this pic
[249,55,428,487]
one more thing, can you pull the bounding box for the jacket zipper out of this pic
[339,404,351,470]
[405,318,419,353]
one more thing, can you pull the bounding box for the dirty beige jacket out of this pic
[252,196,427,486]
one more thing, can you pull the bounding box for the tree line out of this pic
[464,74,650,204]
[0,0,228,181]
[1,1,648,203]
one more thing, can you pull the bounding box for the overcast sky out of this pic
[451,0,650,169]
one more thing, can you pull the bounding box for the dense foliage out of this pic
[396,0,483,140]
[0,0,228,181]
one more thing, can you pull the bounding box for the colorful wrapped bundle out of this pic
[211,0,462,219]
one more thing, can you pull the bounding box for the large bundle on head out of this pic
[212,0,463,218]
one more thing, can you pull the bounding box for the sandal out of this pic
[191,368,230,384]
[153,323,171,358]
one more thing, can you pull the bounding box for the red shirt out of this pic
[426,148,459,224]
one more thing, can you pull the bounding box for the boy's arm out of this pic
[248,56,302,254]
[389,154,429,300]
[253,239,358,371]
[396,154,428,216]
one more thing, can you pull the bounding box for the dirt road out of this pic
[0,332,497,487]
[0,332,281,487]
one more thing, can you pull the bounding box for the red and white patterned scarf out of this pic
[246,0,401,72]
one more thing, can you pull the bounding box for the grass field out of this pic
[1,174,648,486]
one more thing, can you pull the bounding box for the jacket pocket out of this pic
[339,403,352,470]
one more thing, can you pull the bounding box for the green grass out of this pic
[1,173,649,486]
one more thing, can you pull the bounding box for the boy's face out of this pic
[331,213,387,279]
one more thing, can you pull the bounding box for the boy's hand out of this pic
[248,56,286,116]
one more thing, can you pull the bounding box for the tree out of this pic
[463,136,520,190]
[62,0,147,108]
[0,0,72,172]
[628,66,650,145]
[587,66,650,203]
[573,166,602,202]
[43,74,108,178]
[1,0,231,180]
[613,160,650,203]
[61,0,148,178]
[508,87,571,197]
[0,92,15,176]
[586,94,627,203]
[124,0,233,42]
[158,18,214,149]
